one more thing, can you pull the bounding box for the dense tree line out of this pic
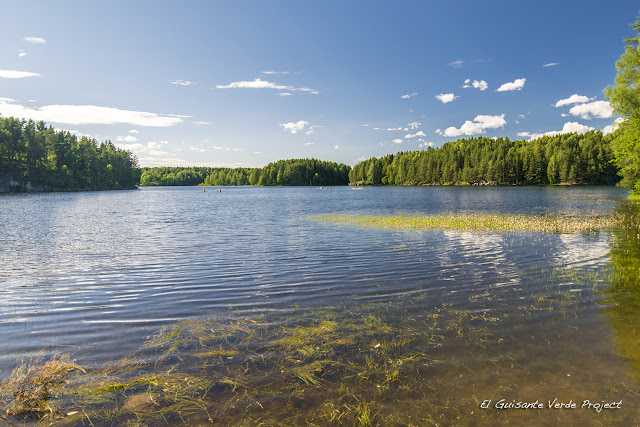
[256,158,350,186]
[139,167,257,186]
[141,159,351,186]
[349,132,619,186]
[605,13,640,195]
[0,116,140,190]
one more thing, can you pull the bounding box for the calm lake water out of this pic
[1,185,640,425]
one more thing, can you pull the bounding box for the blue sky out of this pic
[0,1,637,167]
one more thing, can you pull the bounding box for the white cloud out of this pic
[438,114,506,137]
[281,120,310,134]
[435,93,458,103]
[193,121,212,125]
[392,139,403,144]
[115,135,138,142]
[334,145,340,150]
[189,147,206,152]
[147,140,168,149]
[54,128,91,138]
[405,131,426,139]
[419,142,435,148]
[449,59,464,68]
[517,121,594,141]
[568,100,613,120]
[0,98,184,126]
[25,36,46,44]
[129,129,139,134]
[555,94,592,107]
[261,71,289,75]
[387,127,406,131]
[462,79,488,90]
[407,121,421,130]
[278,92,293,96]
[18,50,27,57]
[496,78,526,92]
[603,118,625,135]
[253,151,262,154]
[473,80,488,90]
[543,63,559,67]
[171,80,193,86]
[216,78,318,94]
[304,142,314,146]
[113,140,184,167]
[401,92,418,99]
[0,70,39,78]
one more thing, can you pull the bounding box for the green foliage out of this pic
[0,115,140,190]
[350,133,618,186]
[258,158,350,186]
[604,13,640,194]
[140,158,351,187]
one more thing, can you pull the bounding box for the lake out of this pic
[1,186,639,425]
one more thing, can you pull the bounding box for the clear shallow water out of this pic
[1,186,639,424]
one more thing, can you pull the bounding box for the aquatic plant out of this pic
[311,212,626,234]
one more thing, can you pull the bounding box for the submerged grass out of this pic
[0,354,84,420]
[2,265,636,426]
[311,212,625,233]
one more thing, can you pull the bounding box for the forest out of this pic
[349,132,619,186]
[0,116,140,191]
[0,115,626,191]
[140,158,351,187]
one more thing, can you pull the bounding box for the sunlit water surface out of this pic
[1,186,639,425]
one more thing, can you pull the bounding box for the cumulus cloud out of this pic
[419,142,435,148]
[401,93,418,99]
[392,139,403,144]
[407,121,421,130]
[115,135,138,142]
[496,78,526,92]
[171,80,193,86]
[555,94,592,107]
[129,129,139,134]
[405,131,426,139]
[472,80,488,90]
[517,122,594,141]
[281,120,311,134]
[0,98,184,126]
[435,93,458,103]
[462,79,488,90]
[25,36,46,44]
[438,114,506,137]
[18,50,27,57]
[216,78,318,94]
[189,147,206,152]
[568,100,613,120]
[147,140,168,149]
[0,70,39,78]
[113,140,183,167]
[603,118,625,135]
